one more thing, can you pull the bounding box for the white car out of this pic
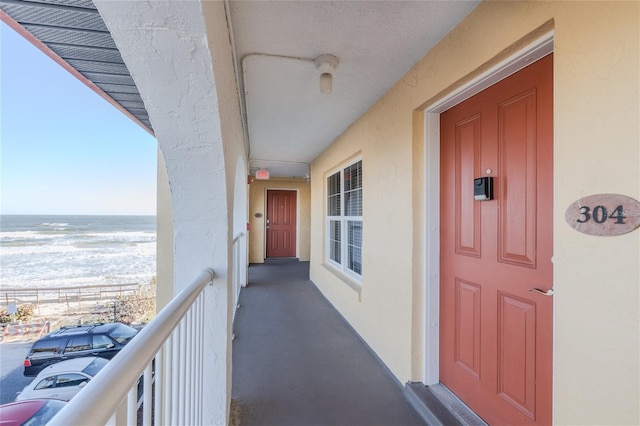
[16,357,108,402]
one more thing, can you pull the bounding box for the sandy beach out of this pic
[1,301,112,344]
[33,299,116,326]
[1,286,155,344]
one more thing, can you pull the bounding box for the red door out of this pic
[440,54,553,425]
[266,190,297,258]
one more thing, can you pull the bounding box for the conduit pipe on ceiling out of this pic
[240,52,339,96]
[223,0,250,158]
[239,52,339,173]
[240,53,312,173]
[240,53,315,95]
[248,158,311,181]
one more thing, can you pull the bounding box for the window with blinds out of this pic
[326,159,362,278]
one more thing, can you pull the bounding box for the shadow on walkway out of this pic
[231,261,425,426]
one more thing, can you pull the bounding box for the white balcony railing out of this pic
[232,232,246,317]
[49,268,216,426]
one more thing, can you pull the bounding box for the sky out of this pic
[0,22,157,216]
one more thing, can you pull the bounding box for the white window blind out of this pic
[327,159,362,278]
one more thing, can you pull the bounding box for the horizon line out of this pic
[1,213,157,216]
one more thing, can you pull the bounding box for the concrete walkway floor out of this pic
[231,261,426,426]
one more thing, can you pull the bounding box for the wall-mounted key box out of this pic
[474,176,493,201]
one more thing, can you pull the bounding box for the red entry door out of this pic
[440,54,553,425]
[266,190,297,258]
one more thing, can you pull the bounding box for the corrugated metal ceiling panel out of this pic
[65,58,129,75]
[81,71,135,86]
[0,0,153,133]
[1,3,107,32]
[96,83,140,94]
[49,45,123,63]
[24,24,116,48]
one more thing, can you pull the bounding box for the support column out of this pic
[93,1,242,423]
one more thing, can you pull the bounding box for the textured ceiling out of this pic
[231,1,480,176]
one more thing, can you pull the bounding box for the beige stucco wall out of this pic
[249,178,311,263]
[310,1,639,424]
[156,147,173,311]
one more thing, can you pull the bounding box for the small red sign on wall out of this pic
[255,169,270,180]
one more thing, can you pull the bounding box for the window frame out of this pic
[326,158,363,281]
[35,377,56,390]
[55,373,88,388]
[29,338,63,358]
[64,335,92,353]
[109,324,137,344]
[92,334,114,350]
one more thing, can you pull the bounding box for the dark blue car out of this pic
[23,322,137,376]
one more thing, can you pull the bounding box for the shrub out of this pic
[97,278,156,325]
[0,304,35,323]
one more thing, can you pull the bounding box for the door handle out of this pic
[529,287,554,296]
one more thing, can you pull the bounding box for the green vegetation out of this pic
[98,277,157,325]
[0,304,35,323]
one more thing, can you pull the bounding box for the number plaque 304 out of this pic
[565,194,640,236]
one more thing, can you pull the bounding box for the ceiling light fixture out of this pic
[315,54,339,94]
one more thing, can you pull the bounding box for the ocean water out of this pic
[0,215,156,289]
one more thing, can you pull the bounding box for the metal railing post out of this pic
[48,269,215,426]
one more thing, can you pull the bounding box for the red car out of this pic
[0,399,66,426]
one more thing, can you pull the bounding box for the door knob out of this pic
[528,288,554,296]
